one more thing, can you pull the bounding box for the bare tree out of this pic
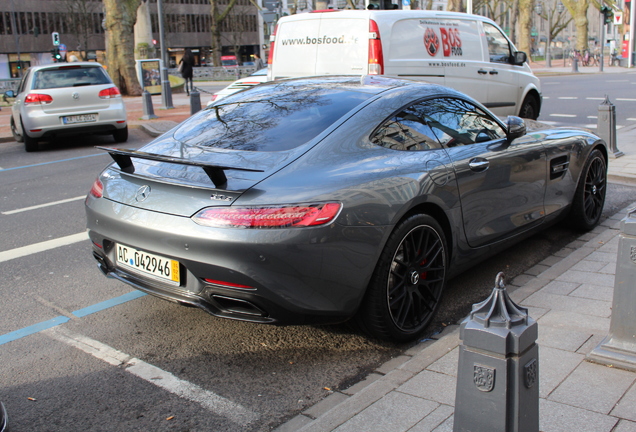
[517,0,534,55]
[560,0,589,51]
[446,0,465,12]
[103,0,143,96]
[60,0,102,60]
[210,0,240,66]
[221,6,257,63]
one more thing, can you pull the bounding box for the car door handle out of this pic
[489,70,499,75]
[478,69,488,75]
[468,158,489,172]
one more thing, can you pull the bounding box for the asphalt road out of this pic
[1,74,635,432]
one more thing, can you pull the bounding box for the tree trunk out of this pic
[210,0,239,67]
[103,0,142,96]
[517,0,533,55]
[446,0,464,13]
[562,0,590,51]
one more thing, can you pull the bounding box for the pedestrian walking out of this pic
[179,48,195,96]
[253,53,265,70]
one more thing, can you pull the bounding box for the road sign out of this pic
[614,11,623,26]
[52,32,60,46]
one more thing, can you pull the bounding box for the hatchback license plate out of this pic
[63,114,97,124]
[116,244,180,285]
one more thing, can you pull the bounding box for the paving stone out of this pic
[537,310,610,335]
[524,306,549,321]
[303,392,350,419]
[539,255,564,267]
[538,326,592,352]
[426,347,459,377]
[539,399,619,432]
[570,284,614,302]
[274,414,313,432]
[333,392,438,432]
[548,361,636,414]
[554,247,576,257]
[525,263,550,276]
[566,239,587,250]
[376,355,412,375]
[396,370,456,406]
[401,330,460,375]
[556,269,615,287]
[510,273,535,287]
[431,416,453,432]
[341,373,383,396]
[586,251,620,263]
[599,262,618,274]
[541,280,580,296]
[611,382,636,422]
[571,259,610,272]
[409,405,454,432]
[538,346,584,398]
[577,333,605,355]
[521,291,612,318]
[614,420,636,432]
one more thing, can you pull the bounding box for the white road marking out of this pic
[0,231,88,264]
[1,195,85,215]
[617,98,636,102]
[558,97,578,100]
[539,121,559,125]
[628,118,636,121]
[549,114,577,118]
[586,97,606,101]
[606,79,629,82]
[45,327,259,426]
[584,124,598,129]
[587,116,598,119]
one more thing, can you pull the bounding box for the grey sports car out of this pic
[86,76,607,342]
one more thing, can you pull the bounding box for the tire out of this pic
[356,214,448,342]
[568,149,607,231]
[519,94,539,120]
[113,126,128,143]
[21,119,38,152]
[11,117,24,143]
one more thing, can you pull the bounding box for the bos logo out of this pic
[424,28,440,56]
[440,28,462,56]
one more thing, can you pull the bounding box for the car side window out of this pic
[483,23,512,64]
[424,98,506,147]
[371,104,443,151]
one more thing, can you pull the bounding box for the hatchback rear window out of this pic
[32,67,111,90]
[174,83,374,152]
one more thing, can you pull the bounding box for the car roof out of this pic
[27,62,105,72]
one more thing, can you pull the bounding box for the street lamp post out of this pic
[157,0,174,109]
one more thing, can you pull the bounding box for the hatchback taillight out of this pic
[24,93,53,105]
[368,20,384,75]
[192,203,342,228]
[99,87,121,99]
[89,179,103,198]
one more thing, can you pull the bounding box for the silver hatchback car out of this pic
[7,62,128,152]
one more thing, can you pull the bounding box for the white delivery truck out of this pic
[268,10,542,119]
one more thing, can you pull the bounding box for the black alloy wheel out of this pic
[358,214,447,342]
[569,149,607,230]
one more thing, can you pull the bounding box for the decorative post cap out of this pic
[469,272,529,329]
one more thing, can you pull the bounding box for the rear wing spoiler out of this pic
[96,147,264,189]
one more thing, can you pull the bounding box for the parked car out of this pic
[86,76,607,342]
[207,68,268,105]
[268,10,542,119]
[6,62,128,152]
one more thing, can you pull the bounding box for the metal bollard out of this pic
[597,96,624,158]
[141,90,158,120]
[453,273,539,432]
[588,207,636,370]
[190,91,202,115]
[571,57,579,73]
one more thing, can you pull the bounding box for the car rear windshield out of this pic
[174,83,374,152]
[32,66,111,90]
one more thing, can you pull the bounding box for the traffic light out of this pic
[51,47,62,62]
[601,5,614,25]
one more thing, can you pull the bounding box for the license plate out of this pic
[62,114,97,124]
[116,244,180,286]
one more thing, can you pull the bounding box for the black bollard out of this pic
[141,90,158,120]
[453,273,539,432]
[190,91,202,115]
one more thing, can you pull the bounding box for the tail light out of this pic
[24,93,53,105]
[368,20,384,75]
[267,25,277,65]
[99,86,121,99]
[89,178,103,198]
[204,279,254,290]
[210,94,218,102]
[192,203,342,229]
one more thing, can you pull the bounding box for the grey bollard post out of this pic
[190,91,202,115]
[454,273,539,432]
[588,207,636,370]
[597,96,624,158]
[571,57,579,73]
[141,90,158,120]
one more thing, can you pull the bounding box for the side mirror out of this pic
[507,116,526,140]
[4,90,15,98]
[513,51,527,66]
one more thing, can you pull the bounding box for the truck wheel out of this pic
[519,95,539,120]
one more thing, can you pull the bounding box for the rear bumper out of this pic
[86,196,387,326]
